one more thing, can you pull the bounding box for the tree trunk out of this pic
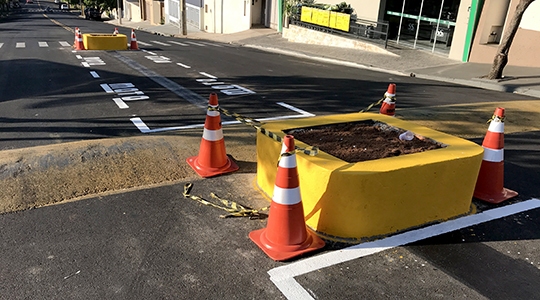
[487,0,535,79]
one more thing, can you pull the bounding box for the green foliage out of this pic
[304,1,354,14]
[82,0,118,10]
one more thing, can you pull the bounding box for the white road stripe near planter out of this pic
[136,41,152,46]
[169,41,189,46]
[59,41,71,47]
[268,198,540,300]
[185,41,206,47]
[38,42,48,47]
[177,62,191,69]
[151,40,170,46]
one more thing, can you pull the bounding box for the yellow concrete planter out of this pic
[83,34,128,50]
[256,112,484,242]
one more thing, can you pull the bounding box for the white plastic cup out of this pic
[399,131,414,141]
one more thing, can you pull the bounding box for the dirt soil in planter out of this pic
[285,120,444,163]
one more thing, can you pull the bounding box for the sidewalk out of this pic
[107,19,540,98]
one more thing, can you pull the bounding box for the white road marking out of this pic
[90,71,100,78]
[142,49,157,55]
[100,83,114,93]
[136,41,152,46]
[169,41,189,46]
[277,102,315,116]
[16,42,25,48]
[268,199,540,300]
[75,55,83,59]
[38,41,48,47]
[151,40,170,46]
[176,62,191,69]
[199,72,217,79]
[0,43,3,48]
[198,41,223,47]
[59,41,71,47]
[185,41,206,47]
[81,62,90,67]
[113,98,129,109]
[130,102,314,133]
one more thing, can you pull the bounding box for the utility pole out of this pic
[117,0,122,24]
[181,0,187,35]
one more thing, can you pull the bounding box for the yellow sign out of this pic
[300,7,350,32]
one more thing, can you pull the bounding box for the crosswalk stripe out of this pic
[185,41,206,47]
[59,41,71,47]
[137,41,152,46]
[198,41,223,47]
[39,42,48,47]
[151,40,171,46]
[0,43,3,49]
[16,42,25,48]
[169,41,189,46]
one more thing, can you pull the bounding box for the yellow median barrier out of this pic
[256,112,484,242]
[83,33,128,50]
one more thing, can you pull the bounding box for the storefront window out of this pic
[385,0,461,54]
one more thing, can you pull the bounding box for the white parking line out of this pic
[81,62,90,67]
[16,42,25,48]
[59,41,71,47]
[130,102,314,133]
[177,62,191,69]
[151,40,171,46]
[90,71,100,78]
[169,41,189,46]
[38,41,48,47]
[199,72,217,79]
[142,49,157,55]
[136,41,152,46]
[268,199,540,300]
[0,43,3,48]
[113,98,129,109]
[198,41,223,47]
[185,41,206,47]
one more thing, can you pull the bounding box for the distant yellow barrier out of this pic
[300,7,350,31]
[83,34,128,51]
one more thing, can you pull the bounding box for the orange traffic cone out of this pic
[129,29,139,50]
[75,28,85,50]
[379,83,396,116]
[474,107,518,204]
[249,135,325,261]
[73,27,79,45]
[113,27,119,35]
[186,93,239,178]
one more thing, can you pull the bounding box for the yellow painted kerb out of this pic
[83,34,128,51]
[256,112,484,242]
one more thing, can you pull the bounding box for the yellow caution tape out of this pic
[359,92,396,113]
[487,114,506,124]
[208,106,319,157]
[182,183,269,219]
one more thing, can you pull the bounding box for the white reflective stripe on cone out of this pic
[207,110,220,117]
[487,121,504,133]
[272,186,301,205]
[278,154,297,169]
[202,128,223,141]
[483,147,504,163]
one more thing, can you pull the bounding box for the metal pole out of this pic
[432,0,445,53]
[397,0,405,44]
[181,0,187,35]
[117,0,122,24]
[413,0,424,49]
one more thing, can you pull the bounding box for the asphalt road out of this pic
[1,4,540,300]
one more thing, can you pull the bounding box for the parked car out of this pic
[84,7,101,20]
[60,3,68,10]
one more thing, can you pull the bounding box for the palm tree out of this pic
[487,0,535,79]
